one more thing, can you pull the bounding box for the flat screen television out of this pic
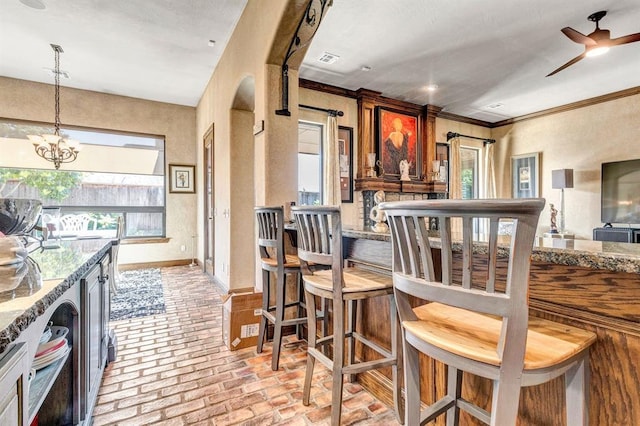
[601,158,640,225]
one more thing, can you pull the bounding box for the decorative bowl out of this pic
[0,198,42,236]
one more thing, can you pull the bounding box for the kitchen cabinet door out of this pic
[0,343,28,426]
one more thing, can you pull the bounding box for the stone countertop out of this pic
[0,238,113,353]
[342,229,640,274]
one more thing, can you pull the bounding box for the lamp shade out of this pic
[552,169,574,189]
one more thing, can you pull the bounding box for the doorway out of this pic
[203,124,215,276]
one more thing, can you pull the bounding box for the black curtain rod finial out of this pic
[447,131,495,145]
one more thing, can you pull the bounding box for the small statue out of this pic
[399,159,411,181]
[369,190,389,233]
[549,203,558,234]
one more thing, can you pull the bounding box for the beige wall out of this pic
[196,0,303,291]
[0,76,197,264]
[492,93,640,239]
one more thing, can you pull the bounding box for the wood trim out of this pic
[298,79,640,130]
[120,237,170,245]
[436,111,492,128]
[119,258,197,271]
[492,85,640,127]
[299,78,357,98]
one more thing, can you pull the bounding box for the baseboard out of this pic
[119,258,198,271]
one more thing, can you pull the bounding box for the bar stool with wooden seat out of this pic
[292,205,403,426]
[255,206,307,371]
[381,199,596,426]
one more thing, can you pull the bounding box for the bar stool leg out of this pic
[302,288,317,406]
[490,373,521,426]
[296,272,305,340]
[346,299,357,383]
[389,294,404,424]
[445,367,462,426]
[331,297,346,425]
[271,270,286,371]
[257,268,270,354]
[404,337,421,425]
[565,355,589,425]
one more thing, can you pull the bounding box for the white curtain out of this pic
[484,142,496,198]
[323,114,341,205]
[449,136,462,200]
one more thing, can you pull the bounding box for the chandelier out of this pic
[27,44,80,170]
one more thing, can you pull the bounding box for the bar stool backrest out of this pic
[255,206,286,268]
[381,198,545,367]
[292,206,344,296]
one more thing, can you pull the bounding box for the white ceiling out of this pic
[2,0,639,123]
[0,0,248,107]
[301,0,640,122]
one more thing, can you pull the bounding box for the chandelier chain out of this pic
[53,44,61,135]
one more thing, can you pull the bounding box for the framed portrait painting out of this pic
[169,164,196,193]
[338,126,354,203]
[511,153,540,198]
[377,107,420,178]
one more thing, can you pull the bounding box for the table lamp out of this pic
[552,169,573,234]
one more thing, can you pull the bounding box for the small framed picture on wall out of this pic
[169,164,196,193]
[511,153,540,198]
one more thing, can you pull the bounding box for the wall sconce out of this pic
[552,169,574,234]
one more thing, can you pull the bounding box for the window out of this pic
[0,120,165,238]
[298,121,323,205]
[460,147,480,200]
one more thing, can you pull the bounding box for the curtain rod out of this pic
[299,104,344,117]
[446,131,496,145]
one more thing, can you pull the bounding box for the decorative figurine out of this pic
[549,203,558,233]
[369,190,389,233]
[399,159,411,181]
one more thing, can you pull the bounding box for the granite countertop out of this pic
[342,229,640,274]
[0,238,113,353]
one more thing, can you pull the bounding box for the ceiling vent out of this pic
[318,52,340,64]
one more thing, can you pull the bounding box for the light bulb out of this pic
[586,46,609,57]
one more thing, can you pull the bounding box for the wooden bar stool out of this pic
[292,205,403,426]
[381,199,596,426]
[255,206,307,371]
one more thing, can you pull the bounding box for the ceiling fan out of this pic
[547,10,640,77]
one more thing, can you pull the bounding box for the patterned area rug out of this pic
[109,268,166,321]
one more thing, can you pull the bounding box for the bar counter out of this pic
[342,229,640,425]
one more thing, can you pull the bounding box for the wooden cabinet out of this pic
[80,252,110,422]
[0,344,28,426]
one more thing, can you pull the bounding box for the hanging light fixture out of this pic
[27,44,80,170]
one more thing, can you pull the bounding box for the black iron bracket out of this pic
[275,0,332,116]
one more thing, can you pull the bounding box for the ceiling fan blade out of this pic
[610,32,640,46]
[561,27,597,46]
[546,52,586,77]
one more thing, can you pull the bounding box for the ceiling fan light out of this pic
[586,46,609,57]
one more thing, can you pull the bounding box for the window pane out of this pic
[298,122,322,205]
[0,119,166,238]
[460,147,479,199]
[125,211,164,237]
[0,121,164,175]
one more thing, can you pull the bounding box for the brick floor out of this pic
[93,266,401,425]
